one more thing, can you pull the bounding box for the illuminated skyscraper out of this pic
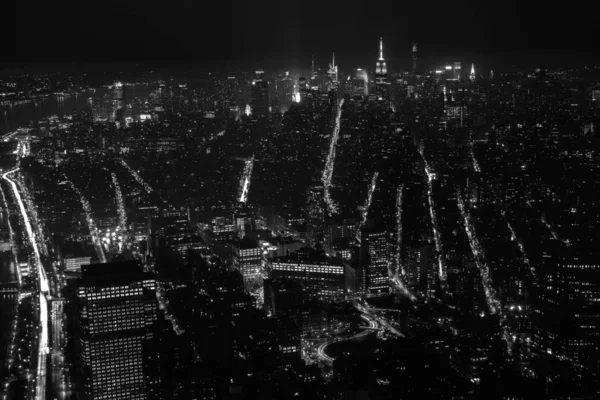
[361,229,390,296]
[354,68,369,97]
[375,37,390,100]
[327,52,339,91]
[469,63,476,81]
[112,81,126,127]
[453,62,462,80]
[233,237,263,289]
[74,261,161,400]
[250,71,270,119]
[412,43,418,75]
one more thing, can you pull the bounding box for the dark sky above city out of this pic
[3,0,598,71]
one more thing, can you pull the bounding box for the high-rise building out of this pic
[234,206,256,239]
[112,81,126,127]
[306,183,326,249]
[453,62,462,80]
[412,43,418,75]
[232,237,263,289]
[361,229,390,296]
[250,71,270,119]
[375,37,390,100]
[327,52,339,91]
[469,63,476,82]
[264,278,303,362]
[532,252,600,369]
[279,72,294,112]
[74,261,161,400]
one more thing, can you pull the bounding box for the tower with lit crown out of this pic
[327,52,339,91]
[375,37,390,100]
[470,63,476,81]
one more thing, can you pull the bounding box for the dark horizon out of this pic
[2,0,598,74]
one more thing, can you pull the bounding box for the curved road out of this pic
[316,314,378,363]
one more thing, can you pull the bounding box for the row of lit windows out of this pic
[272,263,343,274]
[561,264,599,270]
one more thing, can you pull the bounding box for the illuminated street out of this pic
[2,168,49,400]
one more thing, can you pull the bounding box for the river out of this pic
[0,83,154,369]
[0,84,155,137]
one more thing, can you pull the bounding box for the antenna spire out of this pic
[379,37,384,60]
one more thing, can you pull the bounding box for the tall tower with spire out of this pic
[470,63,476,81]
[375,37,389,100]
[327,52,338,90]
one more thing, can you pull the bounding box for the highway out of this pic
[355,300,406,338]
[2,168,49,400]
[316,314,378,364]
[50,299,68,400]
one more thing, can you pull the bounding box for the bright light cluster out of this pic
[15,174,49,257]
[456,192,501,315]
[120,158,153,194]
[322,97,345,215]
[470,145,481,173]
[395,185,404,278]
[65,176,107,263]
[238,156,254,204]
[418,146,446,289]
[360,171,379,228]
[501,209,537,282]
[111,172,127,230]
[391,185,416,301]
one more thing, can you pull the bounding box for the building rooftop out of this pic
[273,246,341,265]
[80,260,150,286]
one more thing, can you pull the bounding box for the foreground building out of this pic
[74,261,161,400]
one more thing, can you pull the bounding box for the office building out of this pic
[532,252,600,369]
[250,71,270,119]
[74,261,161,400]
[232,237,263,289]
[270,247,345,298]
[361,229,390,296]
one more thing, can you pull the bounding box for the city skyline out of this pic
[0,2,600,398]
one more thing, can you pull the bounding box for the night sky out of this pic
[3,0,598,71]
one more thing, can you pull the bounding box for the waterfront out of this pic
[0,84,155,137]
